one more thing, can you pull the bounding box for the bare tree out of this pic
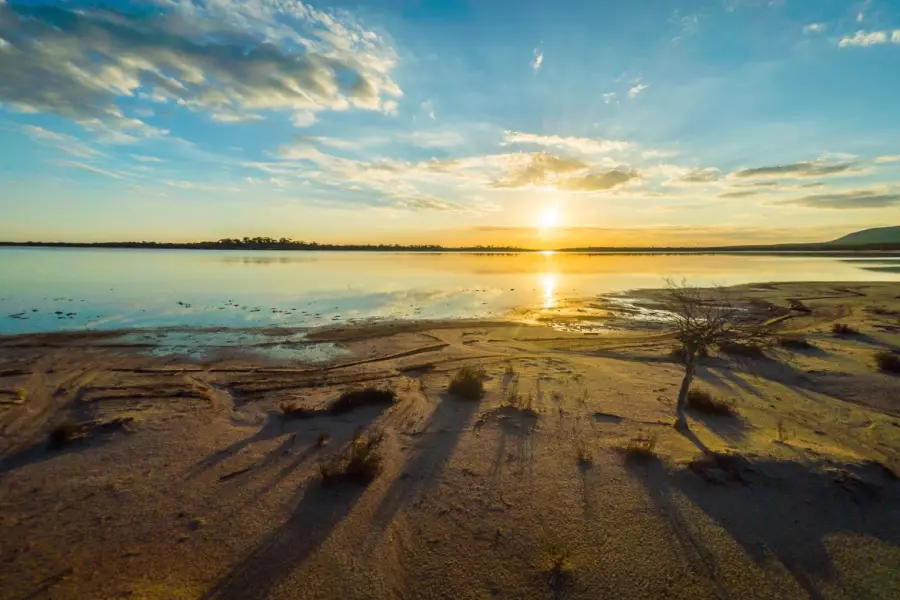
[663,279,776,431]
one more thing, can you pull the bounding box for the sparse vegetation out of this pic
[448,366,487,400]
[832,323,858,335]
[315,431,330,447]
[788,299,812,313]
[504,363,517,378]
[319,429,385,485]
[501,385,539,418]
[686,389,736,417]
[778,334,813,350]
[619,435,658,461]
[875,351,900,374]
[329,387,397,415]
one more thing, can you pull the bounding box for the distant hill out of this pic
[829,226,900,246]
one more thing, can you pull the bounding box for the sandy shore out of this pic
[1,281,899,600]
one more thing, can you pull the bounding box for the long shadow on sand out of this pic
[199,481,365,600]
[366,392,480,543]
[188,405,391,481]
[627,456,900,600]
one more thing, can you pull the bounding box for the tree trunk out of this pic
[674,353,696,431]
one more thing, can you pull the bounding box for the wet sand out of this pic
[1,282,899,600]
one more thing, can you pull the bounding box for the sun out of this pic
[540,205,560,230]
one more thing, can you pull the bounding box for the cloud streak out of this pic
[777,187,900,209]
[731,159,859,179]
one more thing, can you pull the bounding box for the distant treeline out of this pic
[2,237,900,253]
[0,237,527,252]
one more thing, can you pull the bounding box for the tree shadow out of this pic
[366,392,480,541]
[626,456,900,599]
[199,480,366,600]
[188,405,391,480]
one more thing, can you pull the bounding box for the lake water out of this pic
[2,248,900,336]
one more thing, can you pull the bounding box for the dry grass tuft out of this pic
[832,323,858,335]
[875,351,900,374]
[686,389,736,417]
[575,442,593,466]
[502,384,539,418]
[329,387,397,415]
[319,429,385,486]
[448,366,487,400]
[618,435,658,462]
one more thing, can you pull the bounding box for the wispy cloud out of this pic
[731,158,860,179]
[21,125,98,158]
[55,160,125,179]
[803,23,826,34]
[503,131,629,154]
[130,154,166,163]
[291,112,318,128]
[628,82,649,98]
[602,92,617,105]
[776,187,900,209]
[676,167,721,183]
[531,48,544,71]
[839,30,900,47]
[875,155,900,164]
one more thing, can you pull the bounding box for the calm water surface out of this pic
[2,248,900,336]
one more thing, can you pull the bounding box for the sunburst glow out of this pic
[539,205,560,230]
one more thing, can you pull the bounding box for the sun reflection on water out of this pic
[542,273,557,309]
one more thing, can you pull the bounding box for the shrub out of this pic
[875,351,900,374]
[832,323,858,335]
[686,389,735,417]
[619,435,658,461]
[778,334,813,350]
[279,401,319,419]
[329,387,396,415]
[544,548,574,591]
[315,431,330,447]
[448,366,486,400]
[319,429,384,485]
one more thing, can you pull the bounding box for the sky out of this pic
[1,0,899,248]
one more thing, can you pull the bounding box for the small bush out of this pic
[279,401,320,419]
[832,323,858,335]
[718,341,765,358]
[619,435,658,461]
[575,443,593,466]
[448,366,486,400]
[686,389,735,417]
[778,334,813,350]
[329,387,397,415]
[875,351,900,374]
[319,429,384,485]
[48,420,85,449]
[504,363,517,378]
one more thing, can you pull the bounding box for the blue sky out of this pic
[1,0,899,247]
